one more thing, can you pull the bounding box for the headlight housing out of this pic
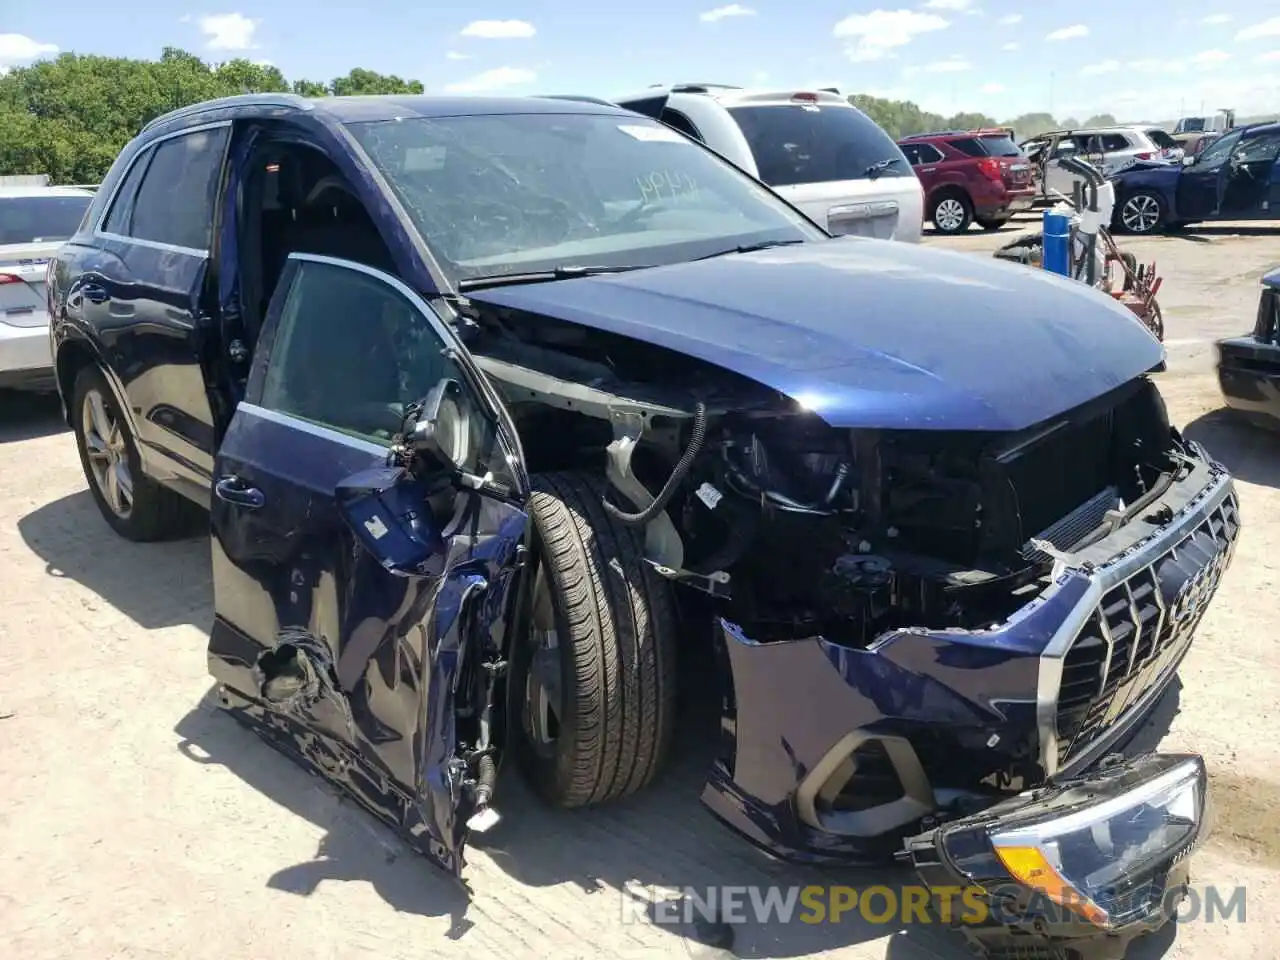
[910,753,1210,934]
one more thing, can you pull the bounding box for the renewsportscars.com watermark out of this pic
[620,882,1248,928]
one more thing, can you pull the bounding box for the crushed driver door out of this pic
[207,253,530,874]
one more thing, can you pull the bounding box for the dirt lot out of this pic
[2,219,1278,960]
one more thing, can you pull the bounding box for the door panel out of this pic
[1177,129,1245,219]
[208,253,530,874]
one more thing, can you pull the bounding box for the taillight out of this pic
[0,273,22,285]
[977,157,1003,180]
[791,92,818,103]
[1135,152,1154,160]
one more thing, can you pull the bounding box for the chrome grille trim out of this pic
[1035,456,1237,776]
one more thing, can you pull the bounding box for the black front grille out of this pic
[1056,489,1240,764]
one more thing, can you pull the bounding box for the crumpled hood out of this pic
[468,238,1164,431]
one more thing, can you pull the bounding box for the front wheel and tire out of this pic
[1116,190,1165,234]
[930,192,973,234]
[511,471,678,807]
[71,365,194,541]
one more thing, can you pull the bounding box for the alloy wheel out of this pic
[81,388,134,519]
[1121,194,1161,233]
[934,198,967,232]
[523,564,563,756]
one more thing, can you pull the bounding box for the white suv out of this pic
[1023,126,1184,202]
[610,84,924,242]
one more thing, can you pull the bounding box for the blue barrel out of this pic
[1042,210,1071,276]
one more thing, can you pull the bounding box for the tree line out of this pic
[0,48,1114,184]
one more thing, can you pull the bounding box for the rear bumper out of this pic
[1216,334,1280,428]
[976,187,1037,218]
[0,319,54,389]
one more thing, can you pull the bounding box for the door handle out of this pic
[215,475,265,509]
[82,284,108,304]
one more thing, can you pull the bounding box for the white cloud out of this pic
[1259,50,1280,63]
[444,66,537,93]
[1080,59,1119,76]
[923,56,970,72]
[1236,17,1280,41]
[1190,48,1230,67]
[1001,41,1019,51]
[1046,24,1088,41]
[446,50,469,60]
[253,58,273,67]
[199,13,259,50]
[996,13,1021,25]
[459,19,536,39]
[833,9,949,62]
[699,4,755,21]
[1201,14,1232,25]
[922,0,970,9]
[981,82,1004,93]
[0,33,59,67]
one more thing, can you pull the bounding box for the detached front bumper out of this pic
[907,752,1210,960]
[701,446,1237,870]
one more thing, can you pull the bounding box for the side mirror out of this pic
[1182,155,1196,166]
[334,465,446,577]
[401,378,472,476]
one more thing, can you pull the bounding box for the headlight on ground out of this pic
[989,756,1206,927]
[909,754,1210,937]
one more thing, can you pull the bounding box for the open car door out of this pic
[206,253,530,874]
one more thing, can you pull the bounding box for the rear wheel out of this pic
[512,471,678,807]
[931,192,973,234]
[71,365,195,541]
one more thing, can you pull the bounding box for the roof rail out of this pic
[141,93,312,133]
[669,82,742,93]
[536,94,618,106]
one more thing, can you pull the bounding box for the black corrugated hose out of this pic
[603,402,709,525]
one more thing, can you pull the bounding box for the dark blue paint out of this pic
[470,238,1164,431]
[208,404,528,873]
[1111,122,1280,226]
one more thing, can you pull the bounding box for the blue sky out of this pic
[3,2,1279,121]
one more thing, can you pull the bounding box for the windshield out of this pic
[1195,128,1245,169]
[346,112,822,285]
[1145,129,1179,150]
[0,195,92,245]
[725,103,912,187]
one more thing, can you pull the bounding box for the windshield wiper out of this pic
[457,265,651,292]
[693,238,807,261]
[863,157,902,178]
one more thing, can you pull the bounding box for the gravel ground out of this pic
[1,217,1277,960]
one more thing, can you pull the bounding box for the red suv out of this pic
[897,129,1036,234]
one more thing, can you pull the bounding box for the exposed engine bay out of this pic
[455,297,1180,648]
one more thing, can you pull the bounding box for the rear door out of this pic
[207,252,530,874]
[88,123,231,502]
[724,98,921,239]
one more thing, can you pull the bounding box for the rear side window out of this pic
[948,138,986,158]
[660,108,704,142]
[1145,129,1178,150]
[0,195,93,245]
[726,103,911,186]
[978,136,1023,157]
[1099,134,1131,152]
[128,127,229,251]
[102,146,154,235]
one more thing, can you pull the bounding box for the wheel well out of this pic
[928,185,970,209]
[55,340,96,426]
